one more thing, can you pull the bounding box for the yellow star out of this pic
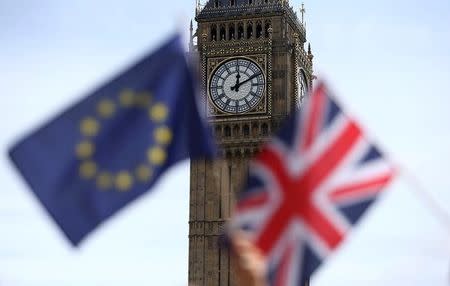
[135,165,153,182]
[76,141,95,159]
[154,126,173,145]
[115,171,133,192]
[79,161,97,179]
[80,117,100,137]
[149,103,168,122]
[119,89,135,107]
[97,99,116,118]
[148,146,167,165]
[96,172,113,190]
[135,92,153,108]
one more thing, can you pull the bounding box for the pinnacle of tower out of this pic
[308,43,314,61]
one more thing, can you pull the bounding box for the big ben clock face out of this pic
[209,58,265,114]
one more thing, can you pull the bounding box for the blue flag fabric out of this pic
[9,35,215,246]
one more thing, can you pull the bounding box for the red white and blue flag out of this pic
[231,82,396,285]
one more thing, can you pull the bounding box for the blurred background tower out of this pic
[189,1,313,285]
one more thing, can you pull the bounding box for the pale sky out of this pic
[1,0,449,285]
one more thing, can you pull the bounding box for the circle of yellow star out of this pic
[115,171,133,192]
[97,99,116,118]
[80,117,100,137]
[135,92,152,108]
[76,141,95,159]
[96,172,113,190]
[135,165,153,182]
[154,126,173,145]
[149,103,168,122]
[77,91,170,193]
[80,161,97,179]
[147,147,167,165]
[119,89,135,107]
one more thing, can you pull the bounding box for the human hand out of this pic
[231,232,267,286]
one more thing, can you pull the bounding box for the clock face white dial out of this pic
[209,58,265,114]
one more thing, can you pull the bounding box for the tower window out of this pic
[247,22,253,39]
[262,123,269,136]
[243,125,250,137]
[265,22,271,38]
[256,23,263,38]
[237,23,244,40]
[215,126,222,137]
[233,125,240,137]
[252,123,259,136]
[249,0,253,4]
[220,25,226,41]
[229,23,235,40]
[230,0,235,6]
[210,25,217,41]
[214,0,219,8]
[224,126,231,137]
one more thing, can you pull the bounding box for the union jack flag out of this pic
[230,82,396,285]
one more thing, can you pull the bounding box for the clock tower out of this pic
[188,1,313,285]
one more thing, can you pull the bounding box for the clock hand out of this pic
[231,72,262,91]
[231,72,242,92]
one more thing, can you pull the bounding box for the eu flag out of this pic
[9,35,215,246]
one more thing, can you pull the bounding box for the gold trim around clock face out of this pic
[207,55,267,117]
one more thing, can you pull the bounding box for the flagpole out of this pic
[399,165,450,233]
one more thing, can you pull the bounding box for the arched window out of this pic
[262,123,269,136]
[220,25,226,41]
[249,0,253,4]
[243,124,250,137]
[211,25,217,41]
[247,22,253,39]
[214,0,219,8]
[228,23,235,40]
[224,126,231,137]
[256,22,263,38]
[252,123,259,136]
[237,23,244,40]
[233,125,240,137]
[215,126,222,137]
[230,0,235,6]
[265,22,271,38]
